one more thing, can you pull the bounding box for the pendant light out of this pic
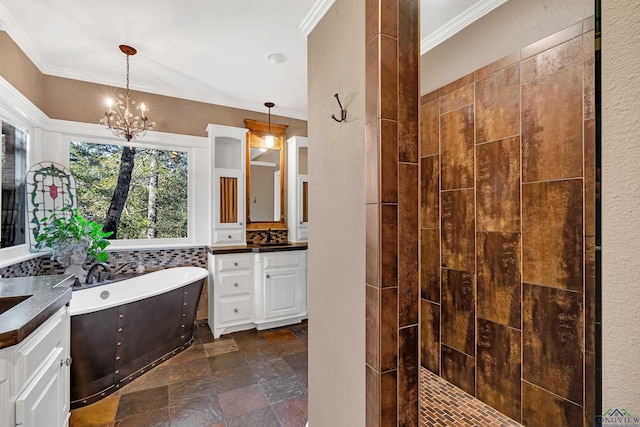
[263,102,275,149]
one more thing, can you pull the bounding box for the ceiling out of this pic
[0,0,506,121]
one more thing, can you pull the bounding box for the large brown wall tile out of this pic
[365,0,397,43]
[398,325,418,426]
[398,0,418,164]
[440,83,474,115]
[441,269,475,356]
[420,300,440,374]
[583,31,595,121]
[380,370,397,426]
[441,105,474,190]
[522,381,583,427]
[585,236,596,354]
[584,119,595,237]
[365,119,399,204]
[477,232,521,329]
[366,285,380,371]
[522,180,583,291]
[439,72,474,96]
[441,189,475,272]
[365,37,379,124]
[475,51,520,81]
[399,163,418,327]
[379,35,397,121]
[366,364,380,427]
[380,204,398,288]
[522,65,583,182]
[420,228,440,302]
[475,64,520,144]
[380,287,398,372]
[365,204,379,287]
[520,36,583,84]
[441,344,475,396]
[523,283,583,404]
[520,21,582,62]
[419,99,439,157]
[476,319,522,422]
[476,136,521,232]
[584,350,596,427]
[420,155,439,229]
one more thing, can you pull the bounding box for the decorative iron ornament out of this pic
[26,161,76,251]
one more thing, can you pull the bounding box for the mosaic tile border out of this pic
[420,367,522,427]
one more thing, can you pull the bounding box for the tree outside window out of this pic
[69,141,188,240]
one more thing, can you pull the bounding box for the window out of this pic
[1,121,27,248]
[69,141,188,240]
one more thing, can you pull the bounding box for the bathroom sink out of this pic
[258,242,292,247]
[0,295,31,315]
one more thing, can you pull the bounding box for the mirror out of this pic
[244,119,287,227]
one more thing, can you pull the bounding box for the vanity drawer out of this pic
[213,229,244,245]
[218,297,252,324]
[217,255,252,271]
[217,270,252,297]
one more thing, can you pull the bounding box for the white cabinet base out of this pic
[255,315,307,331]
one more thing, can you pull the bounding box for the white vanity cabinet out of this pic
[208,250,307,338]
[255,251,307,326]
[208,124,248,247]
[0,305,71,427]
[208,252,255,338]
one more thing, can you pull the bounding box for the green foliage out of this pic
[69,141,188,239]
[35,207,113,262]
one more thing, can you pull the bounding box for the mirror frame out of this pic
[244,118,288,230]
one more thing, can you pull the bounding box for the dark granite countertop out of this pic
[0,275,74,349]
[207,242,308,255]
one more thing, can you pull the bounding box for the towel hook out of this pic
[331,93,347,123]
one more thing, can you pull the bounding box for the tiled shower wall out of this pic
[419,19,596,426]
[0,247,210,320]
[365,0,420,425]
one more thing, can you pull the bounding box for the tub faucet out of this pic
[109,261,140,277]
[85,262,112,284]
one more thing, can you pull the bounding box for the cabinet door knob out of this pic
[234,262,238,267]
[234,308,239,313]
[228,235,232,239]
[60,357,72,367]
[234,282,239,287]
[266,274,271,279]
[239,222,243,225]
[300,221,303,224]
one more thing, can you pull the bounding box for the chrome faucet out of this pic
[85,262,112,284]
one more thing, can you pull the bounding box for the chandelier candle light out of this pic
[100,45,155,141]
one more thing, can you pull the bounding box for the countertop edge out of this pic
[0,275,74,349]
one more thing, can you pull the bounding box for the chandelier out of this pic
[100,45,155,141]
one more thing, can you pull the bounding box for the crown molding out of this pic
[299,0,336,38]
[420,0,509,55]
[0,76,49,130]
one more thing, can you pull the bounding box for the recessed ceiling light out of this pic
[267,53,288,64]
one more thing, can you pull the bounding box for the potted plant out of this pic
[35,207,113,282]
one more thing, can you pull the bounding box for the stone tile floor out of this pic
[70,320,308,427]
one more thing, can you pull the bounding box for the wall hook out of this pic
[331,93,347,123]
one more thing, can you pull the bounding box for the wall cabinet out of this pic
[0,305,71,427]
[208,250,307,338]
[208,124,248,247]
[287,136,308,242]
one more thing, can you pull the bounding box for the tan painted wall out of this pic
[307,0,366,425]
[601,2,640,414]
[0,31,307,139]
[421,0,592,94]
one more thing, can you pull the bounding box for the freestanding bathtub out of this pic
[68,266,208,408]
